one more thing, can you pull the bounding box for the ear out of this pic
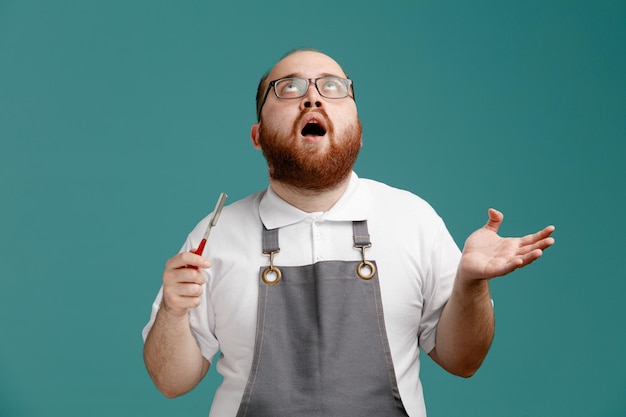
[250,123,262,150]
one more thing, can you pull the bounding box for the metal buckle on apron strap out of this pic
[262,250,282,285]
[353,220,376,280]
[354,244,376,280]
[262,226,282,285]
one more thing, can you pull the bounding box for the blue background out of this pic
[1,1,624,416]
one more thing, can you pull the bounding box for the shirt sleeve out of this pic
[416,220,461,353]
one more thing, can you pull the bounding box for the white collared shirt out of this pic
[143,172,461,417]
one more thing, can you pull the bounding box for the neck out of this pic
[269,174,352,213]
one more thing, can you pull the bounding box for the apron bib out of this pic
[236,221,408,417]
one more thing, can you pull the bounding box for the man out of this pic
[142,49,555,417]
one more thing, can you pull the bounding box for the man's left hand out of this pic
[458,208,555,282]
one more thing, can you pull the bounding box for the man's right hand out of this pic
[161,251,211,317]
[144,251,212,398]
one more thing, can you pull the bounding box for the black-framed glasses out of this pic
[257,76,354,119]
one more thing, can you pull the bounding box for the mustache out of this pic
[298,107,329,117]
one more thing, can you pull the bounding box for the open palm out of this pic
[458,209,555,281]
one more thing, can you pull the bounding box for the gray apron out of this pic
[236,220,409,417]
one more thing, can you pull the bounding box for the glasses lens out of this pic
[316,77,350,98]
[274,78,308,98]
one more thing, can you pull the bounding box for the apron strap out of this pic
[352,220,371,248]
[262,226,280,254]
[262,220,371,252]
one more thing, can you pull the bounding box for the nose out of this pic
[303,100,322,109]
[300,81,323,111]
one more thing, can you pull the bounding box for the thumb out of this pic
[485,208,504,233]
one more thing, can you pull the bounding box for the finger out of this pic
[533,236,555,251]
[164,252,191,270]
[163,265,207,286]
[517,248,545,266]
[484,208,504,233]
[165,251,211,271]
[520,225,556,246]
[173,282,205,297]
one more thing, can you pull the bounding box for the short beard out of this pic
[259,110,362,191]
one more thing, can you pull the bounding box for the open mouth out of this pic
[301,121,327,137]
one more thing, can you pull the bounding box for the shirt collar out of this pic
[259,171,370,229]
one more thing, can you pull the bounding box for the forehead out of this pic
[267,51,347,80]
